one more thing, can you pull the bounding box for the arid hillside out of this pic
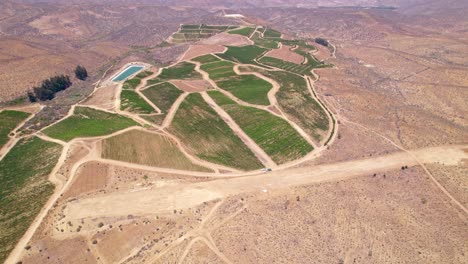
[0,0,238,102]
[0,1,467,264]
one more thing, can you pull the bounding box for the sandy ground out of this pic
[62,145,467,220]
[170,79,213,92]
[199,32,253,46]
[81,84,117,110]
[265,44,304,64]
[62,161,109,199]
[210,166,468,263]
[181,44,226,61]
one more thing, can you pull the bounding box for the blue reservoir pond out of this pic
[112,65,144,82]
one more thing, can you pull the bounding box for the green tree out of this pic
[74,65,88,81]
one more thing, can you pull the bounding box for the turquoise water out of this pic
[112,65,144,82]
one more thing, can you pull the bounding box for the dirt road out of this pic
[63,145,467,220]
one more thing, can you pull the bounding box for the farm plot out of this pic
[122,78,141,90]
[199,32,252,46]
[265,45,304,64]
[43,107,138,141]
[0,137,61,263]
[171,24,238,43]
[191,54,221,64]
[122,70,153,90]
[208,91,313,164]
[197,56,272,105]
[227,27,256,37]
[181,45,225,61]
[141,82,184,125]
[216,75,272,106]
[0,110,30,148]
[170,80,212,92]
[279,39,317,51]
[142,82,183,114]
[120,90,155,114]
[102,129,211,172]
[243,68,329,141]
[263,27,282,38]
[148,62,201,85]
[200,60,237,80]
[169,93,262,170]
[259,56,314,75]
[252,32,279,49]
[217,45,267,65]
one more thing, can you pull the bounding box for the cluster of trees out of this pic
[28,75,72,101]
[315,37,329,47]
[27,65,88,102]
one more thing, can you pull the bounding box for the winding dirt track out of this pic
[62,144,468,221]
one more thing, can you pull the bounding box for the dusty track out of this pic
[62,145,468,220]
[161,92,188,129]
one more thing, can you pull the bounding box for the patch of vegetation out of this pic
[192,54,221,64]
[181,24,200,30]
[120,90,155,114]
[243,68,329,141]
[102,129,212,172]
[0,137,62,262]
[263,27,282,38]
[43,107,139,141]
[29,75,72,102]
[279,39,317,51]
[227,27,255,37]
[122,78,141,90]
[135,70,153,79]
[142,82,183,114]
[217,45,267,65]
[197,56,272,105]
[172,24,236,43]
[252,32,279,49]
[315,37,329,47]
[200,60,237,80]
[217,75,272,105]
[209,91,313,164]
[74,65,88,81]
[169,93,262,170]
[0,110,30,148]
[122,70,153,90]
[148,62,201,84]
[259,55,327,76]
[200,24,238,31]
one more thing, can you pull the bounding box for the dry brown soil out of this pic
[265,44,304,64]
